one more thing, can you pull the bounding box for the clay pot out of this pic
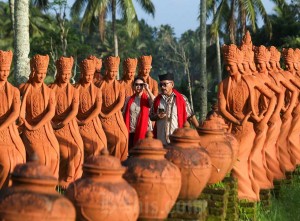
[165,122,212,200]
[66,149,139,221]
[123,132,181,220]
[197,117,233,184]
[0,157,76,221]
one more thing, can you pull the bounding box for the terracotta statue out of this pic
[252,45,284,188]
[149,72,199,145]
[218,44,275,201]
[266,46,298,179]
[87,55,103,85]
[239,33,276,191]
[98,56,128,161]
[19,54,59,178]
[75,58,107,161]
[282,48,300,168]
[0,50,26,189]
[137,55,159,96]
[119,58,137,98]
[123,76,155,150]
[50,56,84,188]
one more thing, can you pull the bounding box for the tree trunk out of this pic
[14,0,30,85]
[112,0,119,79]
[213,0,222,83]
[199,0,207,121]
[9,0,15,31]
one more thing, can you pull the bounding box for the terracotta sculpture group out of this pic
[218,31,300,201]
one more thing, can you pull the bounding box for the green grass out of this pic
[256,175,300,221]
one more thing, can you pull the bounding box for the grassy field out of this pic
[257,175,300,221]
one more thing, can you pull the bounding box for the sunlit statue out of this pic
[50,56,84,188]
[138,55,158,96]
[120,58,138,98]
[218,44,275,201]
[99,56,128,161]
[75,58,107,161]
[87,55,103,86]
[282,48,300,169]
[0,50,26,189]
[19,54,59,178]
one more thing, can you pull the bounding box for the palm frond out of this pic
[71,0,88,18]
[135,0,155,17]
[119,0,139,38]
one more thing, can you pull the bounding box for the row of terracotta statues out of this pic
[0,51,199,191]
[218,31,300,201]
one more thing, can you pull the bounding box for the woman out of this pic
[123,77,155,150]
[50,56,84,188]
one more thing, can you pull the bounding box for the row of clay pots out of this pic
[0,111,238,221]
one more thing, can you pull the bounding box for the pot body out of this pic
[123,155,181,220]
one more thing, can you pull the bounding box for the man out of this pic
[150,72,198,145]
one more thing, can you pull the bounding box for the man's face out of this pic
[60,70,71,83]
[34,70,47,83]
[107,70,118,80]
[83,70,94,83]
[225,62,239,76]
[159,80,174,95]
[0,70,9,81]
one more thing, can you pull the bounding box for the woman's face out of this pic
[133,79,144,94]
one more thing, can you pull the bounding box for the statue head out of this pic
[55,56,74,83]
[123,58,137,80]
[29,54,49,83]
[282,48,298,72]
[269,46,281,70]
[0,50,13,82]
[254,45,271,72]
[104,56,120,80]
[240,31,257,73]
[138,55,152,78]
[87,55,102,81]
[79,58,95,84]
[222,44,244,76]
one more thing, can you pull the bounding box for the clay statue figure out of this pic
[75,58,107,162]
[218,44,275,201]
[50,56,84,188]
[87,55,103,86]
[252,45,284,188]
[123,76,155,150]
[239,33,276,192]
[98,56,128,161]
[19,54,59,178]
[0,50,26,189]
[137,55,159,96]
[150,72,199,145]
[266,46,298,179]
[282,48,300,168]
[119,58,137,98]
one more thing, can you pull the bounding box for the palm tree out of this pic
[71,0,155,57]
[199,0,208,121]
[211,0,272,44]
[14,0,30,85]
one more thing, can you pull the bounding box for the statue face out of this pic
[159,80,174,96]
[107,70,118,80]
[256,61,267,72]
[126,70,135,80]
[140,67,151,78]
[285,62,294,72]
[60,70,71,83]
[269,61,276,70]
[34,70,46,83]
[0,70,9,81]
[294,62,299,71]
[242,62,250,72]
[225,62,239,76]
[83,70,94,83]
